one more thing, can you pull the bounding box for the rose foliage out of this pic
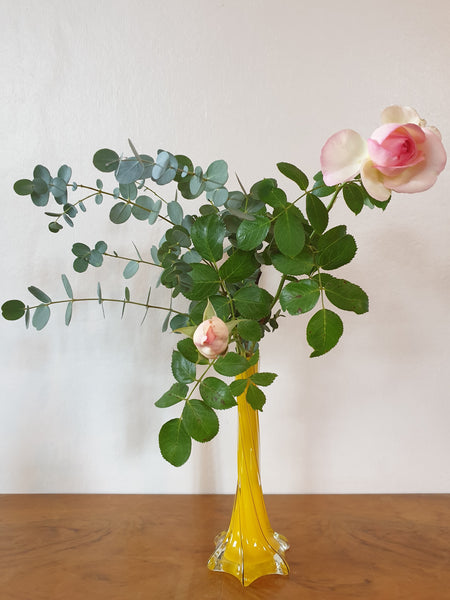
[2,106,446,466]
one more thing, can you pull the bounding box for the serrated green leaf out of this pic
[343,182,364,215]
[236,319,262,342]
[277,162,309,190]
[177,337,203,363]
[307,308,343,357]
[61,274,73,298]
[246,383,266,411]
[279,279,320,315]
[214,352,249,377]
[236,215,270,251]
[306,193,328,234]
[218,250,259,284]
[318,234,357,270]
[312,171,337,197]
[250,372,277,386]
[155,383,188,408]
[28,286,51,304]
[1,300,26,321]
[271,247,315,276]
[229,379,248,397]
[184,263,220,301]
[182,400,219,442]
[190,214,225,262]
[274,205,305,258]
[233,285,273,320]
[200,377,237,409]
[159,419,191,466]
[319,274,369,314]
[317,225,347,251]
[171,350,196,383]
[32,304,50,331]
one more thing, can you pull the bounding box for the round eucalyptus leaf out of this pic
[33,165,51,183]
[13,179,33,196]
[48,221,63,233]
[32,177,49,195]
[31,191,50,207]
[58,164,72,183]
[123,261,139,279]
[132,195,154,220]
[93,148,120,173]
[115,158,144,185]
[1,299,26,321]
[110,202,132,224]
[49,177,67,198]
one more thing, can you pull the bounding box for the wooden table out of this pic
[0,494,449,599]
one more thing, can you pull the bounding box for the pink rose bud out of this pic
[193,316,229,359]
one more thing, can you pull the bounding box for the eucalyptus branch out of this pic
[28,297,186,315]
[104,252,162,268]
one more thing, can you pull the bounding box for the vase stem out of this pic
[207,362,289,586]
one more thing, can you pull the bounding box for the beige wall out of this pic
[1,0,449,492]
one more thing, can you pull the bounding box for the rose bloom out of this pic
[320,106,447,201]
[193,316,229,359]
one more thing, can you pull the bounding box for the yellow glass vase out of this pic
[207,361,290,586]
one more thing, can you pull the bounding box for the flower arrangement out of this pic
[2,106,446,468]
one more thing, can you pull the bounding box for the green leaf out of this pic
[159,419,191,466]
[205,160,228,190]
[95,241,107,254]
[177,337,204,364]
[236,319,262,342]
[72,242,90,257]
[32,304,50,330]
[279,279,320,315]
[48,222,63,233]
[229,379,248,397]
[28,286,51,304]
[93,148,120,173]
[14,179,33,196]
[271,247,315,276]
[184,264,220,301]
[218,250,258,284]
[306,308,343,357]
[155,383,188,408]
[167,201,183,225]
[110,202,132,224]
[65,301,73,326]
[319,274,369,314]
[318,234,357,270]
[58,165,72,183]
[236,215,270,251]
[190,214,225,262]
[182,400,219,442]
[277,162,309,190]
[115,158,144,184]
[171,350,196,383]
[233,285,273,320]
[61,274,73,298]
[250,372,277,386]
[1,300,26,321]
[200,377,237,409]
[312,171,337,197]
[132,195,154,220]
[33,165,51,183]
[246,383,266,411]
[123,261,139,279]
[214,352,249,377]
[306,193,328,234]
[73,257,88,273]
[274,205,305,258]
[49,177,67,198]
[343,182,364,215]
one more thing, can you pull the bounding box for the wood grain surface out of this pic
[0,494,449,599]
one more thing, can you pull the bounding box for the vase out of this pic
[207,361,290,586]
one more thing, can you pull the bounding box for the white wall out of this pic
[1,0,449,493]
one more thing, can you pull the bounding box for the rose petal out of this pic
[320,129,368,185]
[381,105,425,126]
[360,160,391,202]
[385,128,447,194]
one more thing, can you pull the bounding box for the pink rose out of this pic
[320,106,446,201]
[193,316,229,359]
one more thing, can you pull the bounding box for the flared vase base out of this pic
[207,529,290,587]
